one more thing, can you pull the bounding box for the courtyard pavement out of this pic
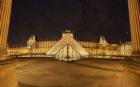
[15,58,140,87]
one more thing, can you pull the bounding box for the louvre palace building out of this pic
[7,30,132,61]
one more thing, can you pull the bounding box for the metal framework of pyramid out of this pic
[55,44,81,61]
[46,31,89,60]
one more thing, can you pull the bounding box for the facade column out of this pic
[128,0,140,55]
[0,0,12,58]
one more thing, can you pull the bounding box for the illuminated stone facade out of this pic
[8,30,132,60]
[128,0,140,54]
[0,0,12,59]
[0,0,138,59]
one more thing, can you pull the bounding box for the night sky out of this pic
[8,0,131,46]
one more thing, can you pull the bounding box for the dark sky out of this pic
[8,0,131,46]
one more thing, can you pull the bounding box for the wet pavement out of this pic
[15,58,140,87]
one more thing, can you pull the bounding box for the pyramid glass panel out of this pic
[46,30,89,60]
[55,44,81,61]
